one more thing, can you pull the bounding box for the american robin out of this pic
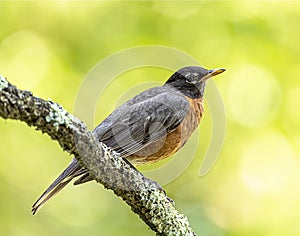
[32,66,225,214]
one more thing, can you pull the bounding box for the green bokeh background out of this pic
[0,1,299,235]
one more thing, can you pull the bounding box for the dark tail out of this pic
[32,158,88,215]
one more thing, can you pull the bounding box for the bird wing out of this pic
[93,86,190,157]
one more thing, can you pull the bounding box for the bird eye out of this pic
[185,72,198,84]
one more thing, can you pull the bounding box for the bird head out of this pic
[165,66,225,98]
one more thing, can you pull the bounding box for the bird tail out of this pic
[31,158,87,215]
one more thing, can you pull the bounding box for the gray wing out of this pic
[93,89,190,157]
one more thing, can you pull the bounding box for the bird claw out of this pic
[147,179,174,205]
[166,196,175,206]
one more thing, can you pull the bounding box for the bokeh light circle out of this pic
[226,65,281,127]
[240,131,296,195]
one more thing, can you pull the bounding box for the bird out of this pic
[32,66,225,214]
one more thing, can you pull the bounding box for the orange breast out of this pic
[127,97,204,165]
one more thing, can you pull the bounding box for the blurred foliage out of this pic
[0,1,300,236]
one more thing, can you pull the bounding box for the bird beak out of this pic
[202,68,226,81]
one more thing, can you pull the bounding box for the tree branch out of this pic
[0,75,196,236]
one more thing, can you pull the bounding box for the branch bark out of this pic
[0,75,196,236]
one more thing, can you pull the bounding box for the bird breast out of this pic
[127,97,204,165]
